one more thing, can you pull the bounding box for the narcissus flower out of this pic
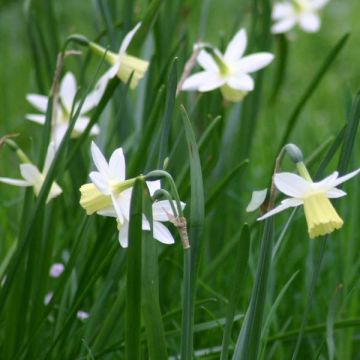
[181,29,274,102]
[0,142,62,203]
[26,72,101,147]
[89,22,149,89]
[271,0,329,34]
[258,164,360,239]
[79,142,185,247]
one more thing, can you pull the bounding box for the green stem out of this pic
[292,236,328,360]
[180,249,193,360]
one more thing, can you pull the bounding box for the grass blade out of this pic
[126,178,144,360]
[141,185,168,359]
[180,105,205,360]
[220,224,250,360]
[277,33,349,152]
[232,218,274,360]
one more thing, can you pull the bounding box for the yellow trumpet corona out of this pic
[303,193,343,239]
[79,183,112,215]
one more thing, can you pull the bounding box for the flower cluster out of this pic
[1,0,357,251]
[79,142,185,247]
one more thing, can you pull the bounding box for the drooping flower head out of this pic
[258,161,360,239]
[89,23,149,89]
[26,72,101,147]
[271,0,330,34]
[79,142,185,247]
[0,142,62,203]
[181,28,274,102]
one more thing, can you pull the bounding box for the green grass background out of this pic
[1,0,360,359]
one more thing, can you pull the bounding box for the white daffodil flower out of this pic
[0,142,62,203]
[271,0,329,34]
[82,141,134,225]
[258,167,360,239]
[90,22,149,89]
[181,28,274,102]
[114,191,186,248]
[26,72,101,147]
[79,142,185,247]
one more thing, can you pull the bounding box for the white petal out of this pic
[81,86,104,113]
[53,125,68,148]
[197,50,218,71]
[224,29,247,62]
[326,188,347,198]
[47,182,63,202]
[94,69,113,93]
[227,73,254,91]
[142,215,151,231]
[20,164,42,185]
[109,148,126,182]
[257,198,303,220]
[271,17,297,34]
[26,114,46,124]
[118,188,132,221]
[43,142,56,174]
[153,221,175,244]
[272,3,295,20]
[73,117,90,134]
[246,189,268,212]
[235,53,274,74]
[118,221,129,248]
[311,171,338,192]
[0,177,31,187]
[111,193,125,224]
[97,206,117,217]
[333,168,360,187]
[299,12,321,33]
[91,142,110,177]
[107,63,121,80]
[90,124,100,136]
[146,180,161,196]
[274,172,311,198]
[119,22,141,54]
[89,171,110,194]
[182,71,219,91]
[60,72,77,111]
[152,200,186,221]
[73,117,100,136]
[311,0,330,10]
[26,94,49,112]
[198,73,226,92]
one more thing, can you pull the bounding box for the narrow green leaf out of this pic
[278,33,349,151]
[206,160,249,211]
[180,105,205,360]
[270,34,288,102]
[158,58,177,167]
[338,90,360,174]
[141,184,168,360]
[220,224,250,360]
[126,178,144,360]
[326,286,343,360]
[130,0,165,49]
[232,218,274,360]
